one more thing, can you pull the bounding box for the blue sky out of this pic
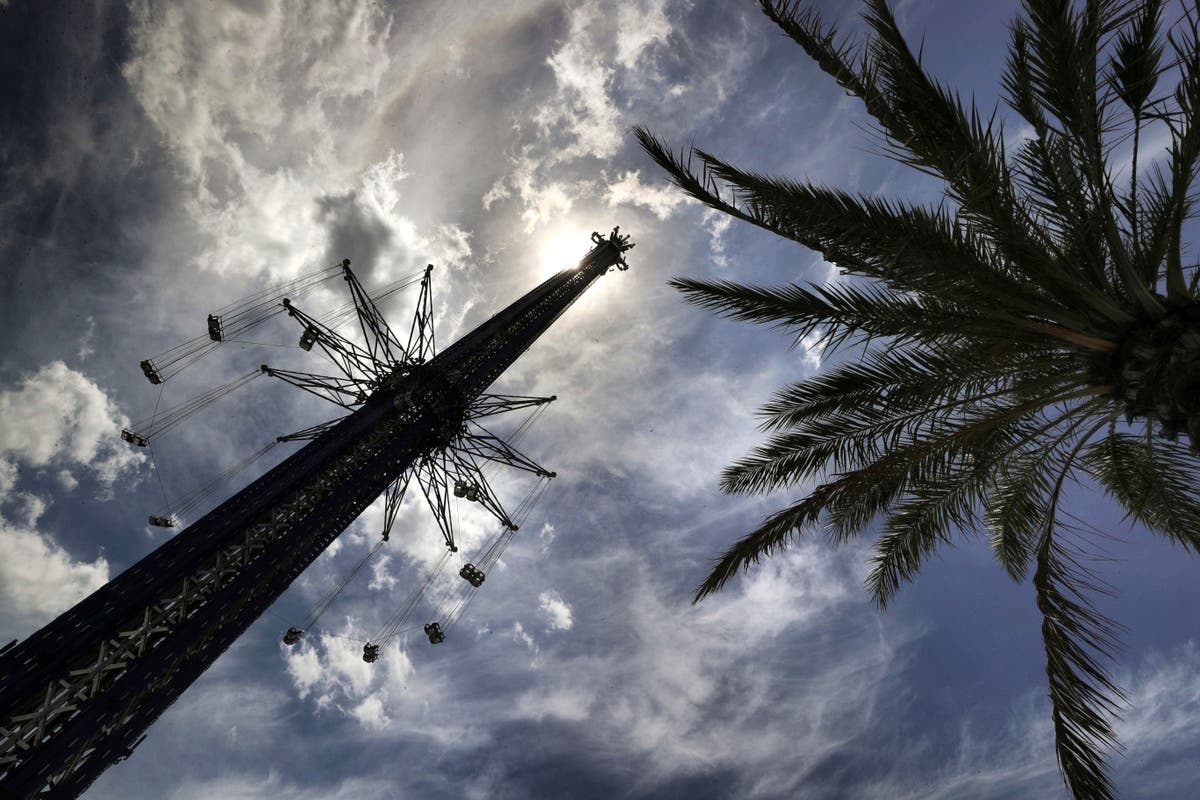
[1,1,1199,797]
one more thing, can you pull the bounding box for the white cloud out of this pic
[535,5,623,163]
[538,521,556,549]
[0,495,108,635]
[703,207,733,268]
[0,460,15,496]
[123,0,396,281]
[858,640,1200,799]
[798,329,826,371]
[166,773,396,800]
[57,469,79,492]
[358,149,409,221]
[0,361,145,490]
[77,315,96,360]
[536,589,574,631]
[282,625,417,729]
[511,620,537,653]
[616,0,673,71]
[368,554,397,591]
[350,695,389,730]
[493,1,681,235]
[605,169,689,220]
[506,152,596,233]
[511,543,905,796]
[283,638,325,702]
[481,178,511,211]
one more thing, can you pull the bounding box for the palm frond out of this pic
[1034,415,1126,800]
[757,344,1077,432]
[1109,0,1165,114]
[669,277,1035,353]
[1036,533,1126,800]
[642,2,1200,796]
[692,482,837,602]
[1085,431,1200,550]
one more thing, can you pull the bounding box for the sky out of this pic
[1,1,1199,798]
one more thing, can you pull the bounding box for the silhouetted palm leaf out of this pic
[638,1,1200,797]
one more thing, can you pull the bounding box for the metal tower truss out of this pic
[0,228,633,798]
[268,260,558,552]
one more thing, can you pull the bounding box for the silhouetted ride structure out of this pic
[0,229,633,798]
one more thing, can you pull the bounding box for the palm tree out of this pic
[636,1,1200,797]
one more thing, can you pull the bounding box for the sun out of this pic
[537,224,591,280]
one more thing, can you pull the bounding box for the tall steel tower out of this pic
[0,229,633,798]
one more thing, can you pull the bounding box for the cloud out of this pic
[350,695,390,730]
[1112,640,1200,797]
[0,360,145,492]
[535,5,623,163]
[123,0,396,281]
[0,493,108,635]
[511,620,537,653]
[500,542,909,797]
[0,363,130,636]
[702,208,733,267]
[368,554,397,592]
[481,179,512,211]
[77,316,96,360]
[166,772,397,800]
[851,640,1200,799]
[605,169,689,220]
[538,521,557,549]
[616,0,673,71]
[536,589,574,631]
[798,329,826,371]
[486,0,687,235]
[282,625,416,723]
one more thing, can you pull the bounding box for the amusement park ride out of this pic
[0,228,633,798]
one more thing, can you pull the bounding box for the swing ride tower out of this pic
[0,229,633,799]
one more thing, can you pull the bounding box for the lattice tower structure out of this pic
[0,233,631,798]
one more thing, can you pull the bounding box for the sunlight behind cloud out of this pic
[536,223,592,280]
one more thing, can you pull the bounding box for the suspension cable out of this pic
[315,272,426,333]
[124,369,263,443]
[139,263,344,383]
[214,264,341,319]
[373,549,453,644]
[160,441,279,524]
[476,403,548,484]
[438,476,552,633]
[297,538,388,632]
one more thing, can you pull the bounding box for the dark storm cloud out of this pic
[316,190,393,280]
[0,1,178,378]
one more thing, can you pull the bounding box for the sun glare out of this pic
[537,224,590,280]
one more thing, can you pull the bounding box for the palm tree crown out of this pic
[637,1,1200,798]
